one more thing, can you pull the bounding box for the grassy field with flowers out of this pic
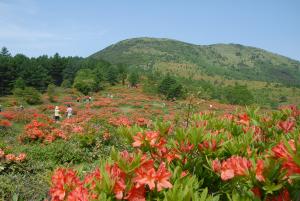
[0,85,300,201]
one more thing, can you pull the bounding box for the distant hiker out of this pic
[209,104,213,109]
[0,104,2,112]
[54,106,61,122]
[19,104,24,111]
[88,96,92,102]
[66,105,73,119]
[76,97,80,103]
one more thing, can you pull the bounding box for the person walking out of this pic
[54,106,61,122]
[66,105,73,119]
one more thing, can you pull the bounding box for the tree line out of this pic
[0,47,140,96]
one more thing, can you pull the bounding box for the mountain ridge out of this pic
[90,37,300,86]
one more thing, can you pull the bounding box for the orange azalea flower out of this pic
[16,153,26,162]
[134,167,156,190]
[155,163,172,191]
[50,168,81,201]
[5,154,16,161]
[213,156,252,181]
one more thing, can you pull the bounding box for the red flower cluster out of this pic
[22,119,66,143]
[212,156,252,181]
[0,111,16,120]
[0,148,26,162]
[50,168,88,201]
[0,119,12,127]
[91,98,112,107]
[237,113,250,126]
[198,139,217,151]
[135,117,150,126]
[50,152,173,201]
[132,131,160,148]
[109,116,132,127]
[272,140,300,175]
[277,120,295,134]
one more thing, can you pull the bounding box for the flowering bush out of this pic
[0,148,26,163]
[48,105,300,200]
[0,119,12,128]
[21,118,67,143]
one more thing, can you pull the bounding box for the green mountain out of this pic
[90,37,300,86]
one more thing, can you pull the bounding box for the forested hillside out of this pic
[91,37,300,87]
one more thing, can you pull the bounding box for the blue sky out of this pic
[0,0,299,60]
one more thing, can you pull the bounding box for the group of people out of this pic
[77,96,92,103]
[54,105,73,122]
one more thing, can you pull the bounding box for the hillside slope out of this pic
[90,37,300,86]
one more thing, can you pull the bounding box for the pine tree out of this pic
[0,47,11,57]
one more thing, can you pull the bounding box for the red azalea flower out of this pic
[0,119,12,127]
[180,141,194,153]
[272,140,300,175]
[124,185,145,201]
[266,189,291,201]
[67,186,89,201]
[255,159,265,182]
[251,187,262,199]
[50,168,81,201]
[278,120,295,133]
[145,131,159,147]
[83,168,101,190]
[217,156,252,181]
[212,159,221,172]
[237,113,250,126]
[132,132,144,147]
[106,164,127,199]
[221,169,235,181]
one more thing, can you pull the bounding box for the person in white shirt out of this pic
[54,106,61,122]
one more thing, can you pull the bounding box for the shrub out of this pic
[224,84,254,105]
[13,87,42,105]
[158,75,184,100]
[47,84,56,102]
[73,69,97,95]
